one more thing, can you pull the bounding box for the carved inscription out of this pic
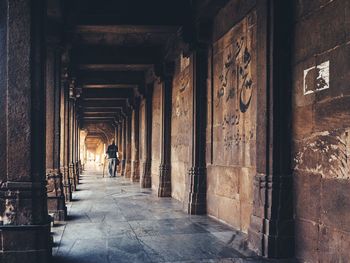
[213,12,257,165]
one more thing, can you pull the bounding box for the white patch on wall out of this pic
[303,61,330,95]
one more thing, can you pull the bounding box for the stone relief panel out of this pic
[212,12,257,167]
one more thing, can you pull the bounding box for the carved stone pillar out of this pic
[0,1,51,261]
[75,116,80,185]
[187,47,208,215]
[45,44,67,221]
[248,0,294,258]
[68,92,76,192]
[62,75,72,201]
[124,113,132,178]
[117,119,123,174]
[121,116,127,176]
[141,84,153,188]
[158,63,174,197]
[131,99,140,182]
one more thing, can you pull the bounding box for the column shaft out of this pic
[131,100,140,182]
[0,1,51,261]
[141,84,153,188]
[158,67,173,197]
[45,46,66,221]
[124,114,132,178]
[187,48,208,215]
[121,117,127,176]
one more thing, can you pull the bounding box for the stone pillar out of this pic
[62,76,72,201]
[187,47,208,215]
[121,116,127,176]
[124,114,132,178]
[0,0,51,261]
[140,84,153,188]
[68,91,76,192]
[45,44,67,221]
[248,0,294,258]
[158,63,174,197]
[117,120,123,174]
[75,116,80,184]
[131,99,140,182]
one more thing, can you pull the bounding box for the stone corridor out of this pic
[51,164,284,263]
[1,1,350,262]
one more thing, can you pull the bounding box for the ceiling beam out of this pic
[72,46,162,65]
[74,25,178,34]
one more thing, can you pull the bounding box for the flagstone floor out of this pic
[52,163,294,263]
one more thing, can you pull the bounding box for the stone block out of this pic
[218,196,241,229]
[318,225,343,262]
[293,0,347,63]
[293,171,321,222]
[314,97,350,132]
[292,105,314,140]
[295,219,319,262]
[321,178,350,232]
[240,203,252,233]
[216,167,239,199]
[294,0,334,19]
[239,167,254,204]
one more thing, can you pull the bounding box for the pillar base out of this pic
[141,161,152,188]
[187,167,207,215]
[69,164,76,191]
[248,217,295,258]
[124,159,132,178]
[62,166,72,202]
[121,159,126,176]
[47,196,67,222]
[0,223,52,263]
[75,161,80,185]
[46,170,67,221]
[248,174,294,258]
[158,164,171,197]
[131,160,140,182]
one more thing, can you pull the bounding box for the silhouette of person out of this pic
[106,140,118,177]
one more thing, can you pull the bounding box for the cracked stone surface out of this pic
[52,164,295,263]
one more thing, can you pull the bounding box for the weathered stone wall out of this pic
[292,0,350,261]
[170,54,192,203]
[207,1,257,232]
[151,81,162,190]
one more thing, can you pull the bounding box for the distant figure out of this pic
[106,140,118,177]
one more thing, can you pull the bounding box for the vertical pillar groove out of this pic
[187,47,208,215]
[158,63,174,197]
[141,84,153,188]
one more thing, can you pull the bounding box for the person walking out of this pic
[106,140,118,177]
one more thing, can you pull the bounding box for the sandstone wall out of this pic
[292,0,350,261]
